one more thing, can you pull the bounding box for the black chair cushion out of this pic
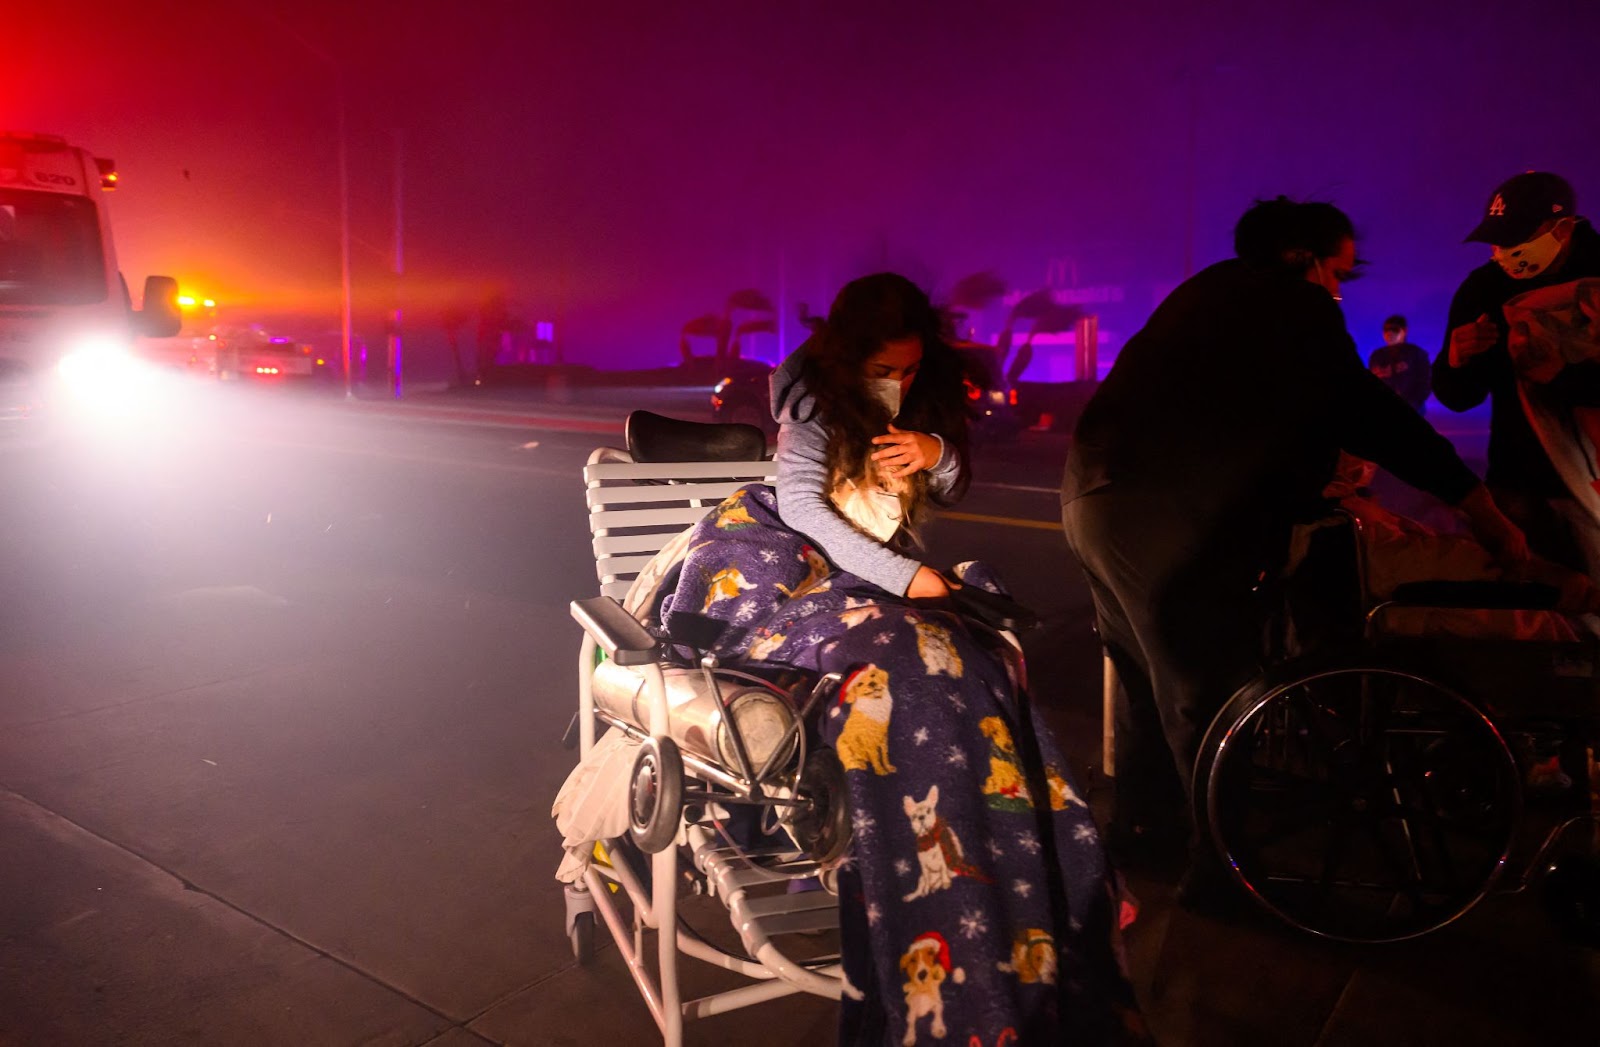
[625,410,768,464]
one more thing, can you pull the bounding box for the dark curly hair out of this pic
[783,273,975,528]
[1234,196,1357,276]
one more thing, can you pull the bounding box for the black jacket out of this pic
[1368,342,1431,410]
[1063,259,1479,565]
[1431,219,1600,497]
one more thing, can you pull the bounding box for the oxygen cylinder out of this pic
[590,659,798,777]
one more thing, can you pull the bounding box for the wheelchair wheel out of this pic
[1195,661,1521,943]
[789,748,851,865]
[629,736,684,854]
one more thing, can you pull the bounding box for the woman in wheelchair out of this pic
[650,275,1147,1044]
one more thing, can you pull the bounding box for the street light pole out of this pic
[228,5,355,396]
[389,129,404,400]
[337,75,354,399]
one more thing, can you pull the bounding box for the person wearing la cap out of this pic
[1432,171,1600,572]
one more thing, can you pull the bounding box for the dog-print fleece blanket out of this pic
[659,484,1148,1046]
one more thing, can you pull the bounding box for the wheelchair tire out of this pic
[570,910,595,964]
[629,736,684,854]
[1194,658,1520,943]
[790,748,850,865]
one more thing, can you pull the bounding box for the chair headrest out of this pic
[625,410,768,463]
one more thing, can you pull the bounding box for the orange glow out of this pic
[177,295,196,307]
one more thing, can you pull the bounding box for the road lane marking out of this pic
[971,481,1060,494]
[937,510,1059,532]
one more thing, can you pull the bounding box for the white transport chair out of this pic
[558,412,852,1046]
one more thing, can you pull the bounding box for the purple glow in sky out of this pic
[9,0,1600,375]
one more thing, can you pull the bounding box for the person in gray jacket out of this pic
[768,273,973,597]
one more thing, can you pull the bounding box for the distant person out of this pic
[475,293,510,385]
[1432,172,1600,572]
[1060,197,1529,908]
[1368,314,1431,412]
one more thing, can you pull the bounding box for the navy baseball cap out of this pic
[1465,172,1577,247]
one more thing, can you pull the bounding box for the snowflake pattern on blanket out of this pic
[660,485,1149,1047]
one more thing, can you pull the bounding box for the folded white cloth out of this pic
[552,729,642,883]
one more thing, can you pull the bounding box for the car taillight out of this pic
[1008,389,1018,406]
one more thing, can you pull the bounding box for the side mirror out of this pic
[135,275,181,338]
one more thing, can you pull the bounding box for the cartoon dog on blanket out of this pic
[900,931,966,1046]
[902,784,991,901]
[835,665,898,775]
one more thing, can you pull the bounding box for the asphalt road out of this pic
[0,385,1091,1046]
[1,382,1593,1047]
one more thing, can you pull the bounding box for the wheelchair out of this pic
[559,411,846,1047]
[1187,510,1600,945]
[559,411,1038,1044]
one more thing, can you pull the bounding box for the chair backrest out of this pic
[583,448,777,600]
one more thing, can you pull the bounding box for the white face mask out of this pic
[1493,224,1566,280]
[867,377,903,418]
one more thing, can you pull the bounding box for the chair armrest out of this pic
[571,596,662,666]
[948,584,1041,632]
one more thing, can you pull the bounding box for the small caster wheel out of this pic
[569,910,595,964]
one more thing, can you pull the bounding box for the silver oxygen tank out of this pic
[590,659,798,777]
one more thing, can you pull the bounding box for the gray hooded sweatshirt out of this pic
[769,346,964,595]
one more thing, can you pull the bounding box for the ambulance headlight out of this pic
[57,336,162,417]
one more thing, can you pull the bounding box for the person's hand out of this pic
[907,565,952,600]
[1479,515,1532,573]
[1448,314,1500,368]
[871,425,942,479]
[1458,485,1532,572]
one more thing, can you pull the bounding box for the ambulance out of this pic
[0,132,180,424]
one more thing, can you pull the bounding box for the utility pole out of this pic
[337,78,353,398]
[234,4,354,397]
[389,129,404,399]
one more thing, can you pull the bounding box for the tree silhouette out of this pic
[679,313,728,366]
[1000,290,1085,386]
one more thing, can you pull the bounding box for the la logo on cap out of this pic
[1489,194,1507,216]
